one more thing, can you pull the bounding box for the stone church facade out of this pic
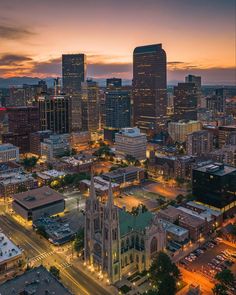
[84,177,166,283]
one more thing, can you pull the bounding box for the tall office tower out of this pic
[187,130,213,156]
[62,54,86,94]
[206,88,226,114]
[133,44,167,136]
[104,78,131,141]
[38,94,71,134]
[2,106,40,153]
[173,82,199,121]
[81,80,99,133]
[62,54,86,132]
[185,75,201,90]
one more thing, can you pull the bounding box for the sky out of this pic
[0,0,235,84]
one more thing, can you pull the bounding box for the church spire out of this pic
[107,180,114,209]
[89,173,97,200]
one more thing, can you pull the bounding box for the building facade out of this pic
[168,121,201,143]
[115,127,147,160]
[0,144,19,163]
[187,130,213,156]
[84,179,166,283]
[133,44,167,135]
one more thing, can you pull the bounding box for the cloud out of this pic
[0,24,35,40]
[0,54,32,66]
[31,57,61,76]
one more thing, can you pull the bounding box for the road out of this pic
[0,214,111,295]
[178,267,214,295]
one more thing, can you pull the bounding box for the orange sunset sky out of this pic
[0,0,235,84]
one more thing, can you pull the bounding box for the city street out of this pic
[0,214,111,295]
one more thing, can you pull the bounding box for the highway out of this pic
[0,213,111,295]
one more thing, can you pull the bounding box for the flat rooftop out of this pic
[194,163,236,176]
[0,144,18,151]
[159,219,188,237]
[0,233,22,265]
[13,186,64,210]
[0,265,72,295]
[0,173,33,185]
[103,166,144,177]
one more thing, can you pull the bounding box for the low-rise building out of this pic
[0,233,22,275]
[12,186,65,221]
[37,170,65,185]
[0,265,72,295]
[59,154,94,173]
[0,144,19,163]
[29,130,53,155]
[115,127,147,160]
[102,166,145,185]
[80,176,120,196]
[0,172,35,198]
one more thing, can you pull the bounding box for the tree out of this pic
[131,204,148,215]
[125,154,136,165]
[74,229,84,252]
[215,269,234,287]
[50,266,60,279]
[148,252,180,295]
[23,156,38,171]
[212,284,228,295]
[176,194,184,204]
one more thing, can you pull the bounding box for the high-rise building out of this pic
[173,82,199,121]
[62,54,86,94]
[38,95,71,134]
[218,125,236,148]
[187,130,213,156]
[104,79,131,142]
[2,106,40,153]
[168,121,201,143]
[133,44,167,135]
[206,88,226,114]
[29,130,53,156]
[81,80,99,133]
[185,75,201,90]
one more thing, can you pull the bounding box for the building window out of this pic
[150,237,157,255]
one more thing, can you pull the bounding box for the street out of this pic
[0,213,111,295]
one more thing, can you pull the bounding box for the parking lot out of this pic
[180,239,236,293]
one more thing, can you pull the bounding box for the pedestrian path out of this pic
[30,251,54,264]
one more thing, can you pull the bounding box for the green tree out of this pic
[148,252,180,295]
[125,154,136,165]
[212,284,228,295]
[215,269,234,287]
[131,204,148,215]
[50,266,60,279]
[23,156,39,171]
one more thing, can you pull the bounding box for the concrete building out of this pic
[80,176,120,196]
[29,130,53,155]
[12,186,65,221]
[41,134,70,161]
[70,131,90,150]
[85,179,166,283]
[0,173,35,198]
[168,121,201,143]
[0,144,19,163]
[133,44,167,135]
[102,166,145,185]
[208,145,236,167]
[0,233,22,275]
[218,125,236,148]
[115,127,147,160]
[0,265,72,295]
[187,130,213,156]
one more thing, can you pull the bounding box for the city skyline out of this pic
[0,0,235,84]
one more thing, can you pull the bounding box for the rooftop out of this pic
[133,44,162,54]
[0,233,22,265]
[0,173,33,185]
[117,127,145,137]
[13,186,64,210]
[0,144,18,152]
[159,219,188,237]
[102,166,144,178]
[119,209,153,236]
[194,162,236,176]
[0,265,72,295]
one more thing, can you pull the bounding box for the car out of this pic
[217,255,225,261]
[216,237,223,242]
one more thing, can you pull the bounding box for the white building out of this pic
[115,127,147,160]
[168,121,201,143]
[41,134,70,161]
[0,233,22,274]
[0,144,19,163]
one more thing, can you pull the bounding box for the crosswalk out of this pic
[30,251,54,264]
[59,261,72,269]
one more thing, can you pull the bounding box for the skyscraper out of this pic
[104,78,131,141]
[62,54,86,94]
[62,54,86,132]
[39,94,71,134]
[133,44,167,136]
[81,80,99,133]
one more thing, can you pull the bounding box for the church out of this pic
[84,177,166,283]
